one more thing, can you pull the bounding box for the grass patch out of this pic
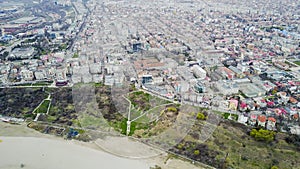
[47,115,57,122]
[223,113,231,119]
[230,114,239,121]
[79,114,108,128]
[128,91,172,112]
[118,118,151,136]
[35,100,50,114]
[32,81,53,86]
[293,61,300,66]
[95,82,104,87]
[120,118,128,135]
[72,52,79,58]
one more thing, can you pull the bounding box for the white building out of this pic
[214,80,239,95]
[191,65,206,80]
[21,69,34,81]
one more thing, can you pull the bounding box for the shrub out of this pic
[250,128,275,142]
[167,107,177,112]
[194,150,200,155]
[197,112,207,120]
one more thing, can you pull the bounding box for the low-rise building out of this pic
[20,69,34,81]
[239,83,265,98]
[215,80,239,95]
[257,115,267,127]
[266,117,276,130]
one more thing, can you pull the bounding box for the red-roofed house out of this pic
[292,113,299,121]
[267,101,274,107]
[267,117,276,130]
[249,114,258,126]
[289,97,298,104]
[257,115,267,127]
[239,102,247,111]
[221,67,235,80]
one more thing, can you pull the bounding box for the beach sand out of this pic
[94,136,164,158]
[0,136,150,169]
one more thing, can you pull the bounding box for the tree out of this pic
[250,129,257,137]
[197,112,206,120]
[177,143,184,149]
[194,150,200,155]
[3,51,9,57]
[271,166,279,169]
[167,107,177,112]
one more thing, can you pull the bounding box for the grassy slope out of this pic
[194,121,300,169]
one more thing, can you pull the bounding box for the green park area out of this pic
[35,100,50,114]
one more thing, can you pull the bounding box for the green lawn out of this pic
[293,61,300,66]
[35,100,50,114]
[32,81,53,86]
[223,113,231,119]
[79,114,110,129]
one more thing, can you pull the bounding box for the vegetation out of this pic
[222,113,238,121]
[35,100,50,114]
[59,44,67,50]
[167,107,177,113]
[223,113,231,119]
[131,104,180,137]
[120,120,150,136]
[32,81,53,86]
[0,87,78,126]
[128,91,151,111]
[2,86,300,168]
[250,128,275,142]
[293,61,300,66]
[285,134,300,151]
[94,82,104,87]
[128,91,172,112]
[0,88,47,119]
[196,112,207,120]
[150,165,162,169]
[72,52,79,58]
[47,88,77,126]
[170,120,300,169]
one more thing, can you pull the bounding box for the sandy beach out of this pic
[0,136,151,169]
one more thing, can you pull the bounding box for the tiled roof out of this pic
[258,115,267,122]
[268,117,276,123]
